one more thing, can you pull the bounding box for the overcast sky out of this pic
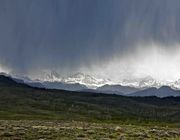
[0,0,180,81]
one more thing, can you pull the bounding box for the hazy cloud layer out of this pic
[0,0,180,81]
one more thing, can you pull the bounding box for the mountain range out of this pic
[0,73,179,123]
[1,72,180,97]
[32,71,180,89]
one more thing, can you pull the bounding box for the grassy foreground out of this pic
[0,120,179,140]
[0,76,180,139]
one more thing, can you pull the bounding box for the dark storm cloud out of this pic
[0,0,180,75]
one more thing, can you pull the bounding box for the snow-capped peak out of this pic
[62,72,113,89]
[33,71,113,89]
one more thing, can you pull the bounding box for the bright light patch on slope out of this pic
[0,64,10,74]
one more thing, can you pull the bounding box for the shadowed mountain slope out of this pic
[128,86,180,97]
